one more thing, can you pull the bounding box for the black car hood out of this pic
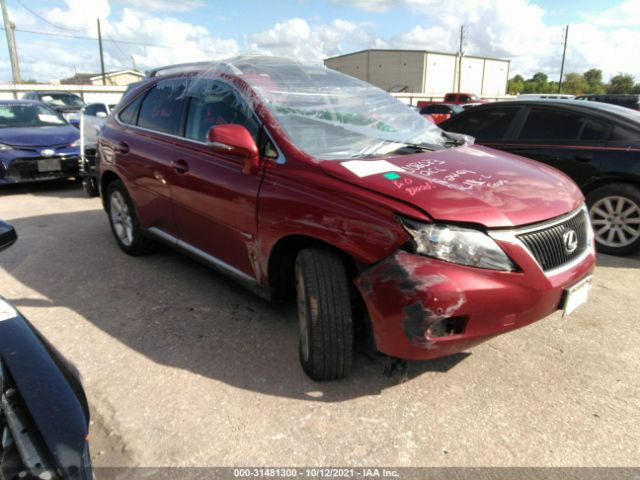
[0,297,90,479]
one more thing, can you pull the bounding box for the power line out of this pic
[3,25,221,53]
[15,0,85,32]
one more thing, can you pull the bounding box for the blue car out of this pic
[0,100,80,185]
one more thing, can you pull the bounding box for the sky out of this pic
[1,0,639,83]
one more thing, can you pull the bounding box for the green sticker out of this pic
[383,172,401,180]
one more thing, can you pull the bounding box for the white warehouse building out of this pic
[324,49,510,97]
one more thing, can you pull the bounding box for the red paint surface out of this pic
[99,68,596,362]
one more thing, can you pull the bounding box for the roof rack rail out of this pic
[147,61,213,78]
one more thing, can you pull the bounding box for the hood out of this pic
[0,298,90,479]
[319,145,583,228]
[0,125,78,148]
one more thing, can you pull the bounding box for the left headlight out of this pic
[0,143,13,151]
[400,217,517,271]
[69,138,81,148]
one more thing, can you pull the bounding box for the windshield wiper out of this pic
[441,132,467,147]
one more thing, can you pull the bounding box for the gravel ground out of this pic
[0,181,638,469]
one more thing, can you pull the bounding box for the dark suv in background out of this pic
[98,56,594,380]
[441,99,640,256]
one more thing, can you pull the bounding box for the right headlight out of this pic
[0,143,13,151]
[400,217,517,272]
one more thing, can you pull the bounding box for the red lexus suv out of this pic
[98,56,595,380]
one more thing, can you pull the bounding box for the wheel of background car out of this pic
[106,180,156,255]
[587,184,640,256]
[83,177,99,197]
[295,248,354,381]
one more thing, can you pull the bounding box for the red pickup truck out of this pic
[417,92,486,108]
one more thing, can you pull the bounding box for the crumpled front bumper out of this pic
[354,244,596,360]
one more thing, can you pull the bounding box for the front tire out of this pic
[587,184,640,256]
[295,248,353,381]
[106,180,155,255]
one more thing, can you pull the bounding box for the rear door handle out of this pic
[575,154,592,162]
[114,142,129,154]
[171,159,189,174]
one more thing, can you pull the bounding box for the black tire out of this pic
[83,177,99,197]
[587,184,640,256]
[106,180,155,255]
[295,248,353,381]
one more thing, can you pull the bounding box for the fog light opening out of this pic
[427,316,467,338]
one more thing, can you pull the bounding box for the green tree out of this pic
[562,72,587,95]
[508,74,525,94]
[607,73,636,94]
[522,72,551,93]
[583,69,605,94]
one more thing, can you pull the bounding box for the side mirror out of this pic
[207,124,260,175]
[0,220,17,251]
[96,111,107,118]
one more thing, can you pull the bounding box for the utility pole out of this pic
[130,55,136,71]
[1,0,21,83]
[97,18,106,85]
[558,25,569,93]
[457,25,464,93]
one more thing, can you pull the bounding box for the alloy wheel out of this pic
[590,195,640,248]
[109,190,134,247]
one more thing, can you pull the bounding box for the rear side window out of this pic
[610,125,639,142]
[520,108,607,141]
[118,95,143,125]
[185,80,259,142]
[445,107,518,141]
[137,78,189,135]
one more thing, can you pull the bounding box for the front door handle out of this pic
[171,159,189,174]
[575,154,592,162]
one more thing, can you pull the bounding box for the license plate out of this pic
[37,158,61,172]
[562,275,592,317]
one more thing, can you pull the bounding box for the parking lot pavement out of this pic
[0,181,639,468]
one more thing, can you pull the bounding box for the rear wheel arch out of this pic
[582,176,640,196]
[100,170,121,209]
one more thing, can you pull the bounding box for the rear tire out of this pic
[587,184,640,256]
[106,180,155,255]
[83,177,99,197]
[295,248,353,381]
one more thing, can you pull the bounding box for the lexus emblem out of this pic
[562,229,578,254]
[40,149,55,157]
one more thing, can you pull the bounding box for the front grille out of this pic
[5,155,80,181]
[517,208,590,271]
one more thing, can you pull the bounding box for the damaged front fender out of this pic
[355,250,467,356]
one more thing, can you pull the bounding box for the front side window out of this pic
[137,78,189,135]
[445,107,518,141]
[185,80,259,142]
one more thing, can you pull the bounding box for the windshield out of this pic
[0,103,67,128]
[39,93,84,108]
[232,58,448,160]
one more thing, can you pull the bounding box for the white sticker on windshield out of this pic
[38,114,63,123]
[341,160,405,178]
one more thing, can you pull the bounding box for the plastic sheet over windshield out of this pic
[237,62,446,160]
